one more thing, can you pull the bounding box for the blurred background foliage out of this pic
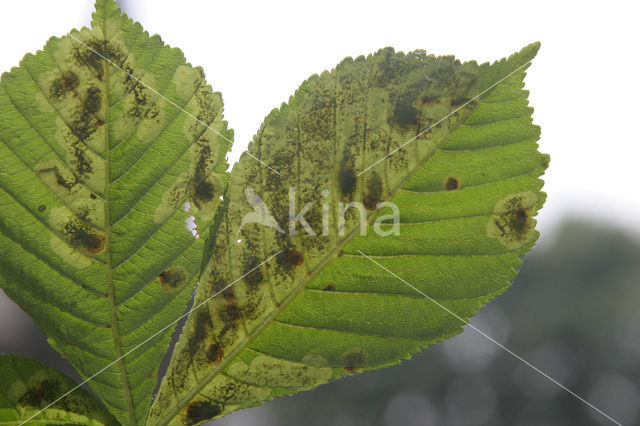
[2,218,639,425]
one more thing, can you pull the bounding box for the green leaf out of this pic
[0,354,117,425]
[0,0,231,423]
[151,44,547,424]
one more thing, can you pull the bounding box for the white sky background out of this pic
[1,0,639,244]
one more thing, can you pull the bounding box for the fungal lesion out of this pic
[444,174,459,191]
[49,70,80,99]
[277,248,303,271]
[158,265,188,292]
[188,174,225,222]
[243,255,265,287]
[37,37,111,189]
[226,355,332,389]
[322,283,336,291]
[7,368,91,417]
[486,191,538,249]
[206,342,224,365]
[153,85,228,224]
[48,207,105,268]
[184,400,223,425]
[340,347,369,373]
[363,171,384,210]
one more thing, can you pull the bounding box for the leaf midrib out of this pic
[97,5,137,424]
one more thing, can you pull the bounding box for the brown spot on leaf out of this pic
[158,266,188,292]
[38,204,46,212]
[62,218,104,254]
[341,347,368,372]
[222,287,236,304]
[206,343,224,365]
[363,195,377,210]
[444,175,459,191]
[322,283,336,291]
[127,83,151,119]
[487,192,537,249]
[278,249,303,270]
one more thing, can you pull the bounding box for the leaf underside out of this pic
[150,43,546,424]
[0,354,118,425]
[0,0,231,424]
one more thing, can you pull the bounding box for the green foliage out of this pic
[0,354,117,424]
[0,1,546,425]
[0,0,230,423]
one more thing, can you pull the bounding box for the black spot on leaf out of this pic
[83,86,102,114]
[194,180,215,203]
[396,101,420,128]
[18,379,61,407]
[225,303,241,321]
[54,167,77,190]
[49,71,79,99]
[187,310,212,356]
[489,193,537,248]
[338,159,357,198]
[38,204,46,212]
[185,401,222,424]
[322,283,336,291]
[72,39,127,79]
[243,256,264,287]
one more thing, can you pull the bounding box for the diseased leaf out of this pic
[151,44,547,424]
[0,0,231,423]
[0,354,117,425]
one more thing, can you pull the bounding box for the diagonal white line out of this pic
[18,250,282,425]
[357,60,532,177]
[356,249,623,426]
[67,33,283,177]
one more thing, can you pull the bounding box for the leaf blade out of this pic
[151,43,546,424]
[0,354,118,425]
[0,0,232,423]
